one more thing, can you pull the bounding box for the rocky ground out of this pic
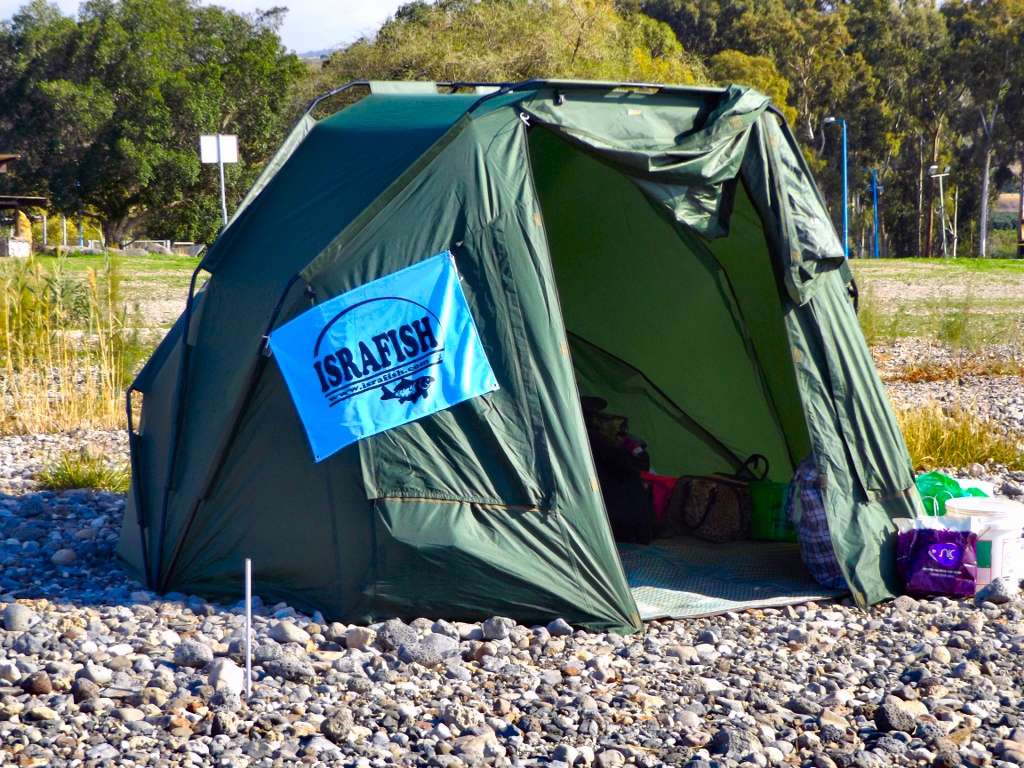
[3,483,1024,768]
[874,343,1024,436]
[0,431,129,495]
[0,313,1022,766]
[1,453,1024,768]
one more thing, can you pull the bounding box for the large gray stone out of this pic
[254,641,283,664]
[376,618,418,651]
[875,698,916,734]
[711,728,763,757]
[399,642,443,667]
[975,577,1018,605]
[173,640,214,668]
[482,616,516,641]
[3,603,38,631]
[264,657,315,681]
[268,620,310,644]
[421,632,460,655]
[321,709,354,743]
[547,618,574,637]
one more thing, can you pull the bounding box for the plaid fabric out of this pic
[788,457,848,590]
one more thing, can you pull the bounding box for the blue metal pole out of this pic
[840,120,848,258]
[870,169,881,259]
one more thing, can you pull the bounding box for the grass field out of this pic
[30,252,201,332]
[1,252,1022,474]
[37,253,1022,343]
[850,258,1024,352]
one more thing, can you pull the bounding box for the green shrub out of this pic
[989,211,1018,231]
[36,449,130,493]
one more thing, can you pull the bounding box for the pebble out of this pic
[208,656,245,695]
[173,638,214,667]
[2,601,37,630]
[50,546,76,564]
[268,618,311,644]
[0,433,1021,768]
[345,625,376,648]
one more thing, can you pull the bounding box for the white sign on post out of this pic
[199,134,239,226]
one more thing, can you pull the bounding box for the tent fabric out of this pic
[119,82,920,632]
[225,113,317,232]
[528,125,792,482]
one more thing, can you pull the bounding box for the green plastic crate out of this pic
[750,481,796,542]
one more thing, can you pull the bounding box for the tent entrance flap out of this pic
[528,115,834,617]
[528,126,795,483]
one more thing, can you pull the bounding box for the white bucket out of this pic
[945,497,1024,590]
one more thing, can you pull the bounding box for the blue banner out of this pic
[269,252,499,462]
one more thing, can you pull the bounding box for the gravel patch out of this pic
[0,335,1020,768]
[0,441,1022,768]
[0,431,128,494]
[885,374,1024,439]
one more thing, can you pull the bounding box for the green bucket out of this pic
[750,481,796,542]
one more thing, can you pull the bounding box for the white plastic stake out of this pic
[244,557,252,700]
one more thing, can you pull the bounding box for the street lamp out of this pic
[824,117,848,258]
[928,165,951,259]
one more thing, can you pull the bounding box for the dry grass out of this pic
[897,403,1024,472]
[0,254,144,435]
[882,359,1024,383]
[36,447,131,493]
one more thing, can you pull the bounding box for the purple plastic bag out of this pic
[896,528,977,597]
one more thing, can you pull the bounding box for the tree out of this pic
[0,0,305,244]
[709,49,797,124]
[943,0,1023,256]
[321,0,704,87]
[847,0,955,257]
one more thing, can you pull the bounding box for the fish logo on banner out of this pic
[268,252,498,462]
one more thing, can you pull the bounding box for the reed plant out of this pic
[0,254,144,435]
[897,402,1024,472]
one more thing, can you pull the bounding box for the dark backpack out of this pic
[582,405,655,545]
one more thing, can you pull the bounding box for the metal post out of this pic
[824,117,849,258]
[61,215,66,247]
[840,121,848,258]
[41,214,46,248]
[869,169,881,259]
[952,187,959,259]
[77,215,83,247]
[245,558,252,700]
[937,174,948,259]
[218,138,228,227]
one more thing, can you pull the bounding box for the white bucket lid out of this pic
[945,496,1024,523]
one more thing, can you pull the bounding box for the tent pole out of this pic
[245,558,252,700]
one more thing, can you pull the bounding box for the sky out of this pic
[0,0,405,54]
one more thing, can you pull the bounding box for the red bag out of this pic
[641,472,678,524]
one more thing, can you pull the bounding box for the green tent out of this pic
[118,80,921,634]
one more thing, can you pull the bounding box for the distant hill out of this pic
[298,46,343,60]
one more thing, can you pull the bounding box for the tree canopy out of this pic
[643,0,1024,257]
[321,0,704,87]
[0,0,304,244]
[0,0,1021,255]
